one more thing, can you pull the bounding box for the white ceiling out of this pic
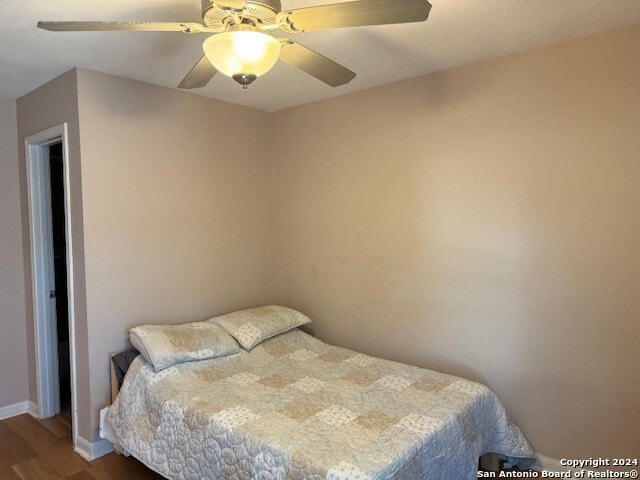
[1,1,639,112]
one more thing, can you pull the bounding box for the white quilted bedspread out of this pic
[107,329,534,479]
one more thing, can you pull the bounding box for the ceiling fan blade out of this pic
[37,21,208,33]
[280,0,432,32]
[212,0,247,11]
[178,55,218,89]
[278,39,356,87]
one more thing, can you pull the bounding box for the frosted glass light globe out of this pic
[203,31,281,78]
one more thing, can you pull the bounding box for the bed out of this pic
[101,308,535,480]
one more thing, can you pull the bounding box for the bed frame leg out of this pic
[480,453,501,472]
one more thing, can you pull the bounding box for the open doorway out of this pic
[25,124,77,446]
[49,142,72,424]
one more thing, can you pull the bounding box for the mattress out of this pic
[106,328,535,479]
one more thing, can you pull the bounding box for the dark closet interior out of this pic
[49,142,71,418]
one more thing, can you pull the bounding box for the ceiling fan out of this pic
[38,0,433,91]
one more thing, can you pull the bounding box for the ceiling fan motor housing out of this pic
[202,0,282,27]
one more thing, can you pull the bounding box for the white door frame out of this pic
[25,123,78,446]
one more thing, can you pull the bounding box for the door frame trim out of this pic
[25,123,78,447]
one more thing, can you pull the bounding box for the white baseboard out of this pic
[74,435,114,461]
[28,401,39,418]
[0,401,31,421]
[534,454,572,472]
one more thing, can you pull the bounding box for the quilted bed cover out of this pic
[106,329,535,479]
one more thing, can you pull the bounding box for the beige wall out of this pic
[272,24,640,459]
[16,69,92,437]
[75,69,276,440]
[0,98,29,409]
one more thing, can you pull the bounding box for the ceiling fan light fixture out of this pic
[40,0,433,92]
[203,30,281,85]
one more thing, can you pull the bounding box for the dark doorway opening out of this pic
[49,142,71,422]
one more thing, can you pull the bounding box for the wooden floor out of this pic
[0,414,164,480]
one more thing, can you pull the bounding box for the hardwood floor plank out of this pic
[57,410,72,429]
[0,465,21,480]
[76,464,113,480]
[0,423,38,466]
[93,454,165,480]
[51,415,74,446]
[4,416,89,478]
[65,471,97,480]
[38,415,73,446]
[12,457,66,480]
[39,417,70,441]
